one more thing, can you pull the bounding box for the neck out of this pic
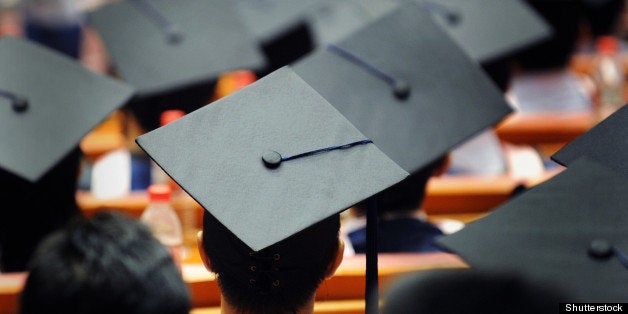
[220,295,315,314]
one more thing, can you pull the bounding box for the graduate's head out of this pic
[20,211,191,314]
[199,212,343,314]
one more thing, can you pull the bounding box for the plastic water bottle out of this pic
[141,184,183,268]
[592,36,625,120]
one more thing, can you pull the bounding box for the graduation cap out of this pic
[135,66,408,252]
[304,0,401,46]
[0,36,134,272]
[293,1,513,175]
[293,2,512,312]
[232,0,317,74]
[87,0,266,99]
[381,268,571,314]
[0,36,134,182]
[551,105,627,179]
[418,0,552,63]
[437,157,628,302]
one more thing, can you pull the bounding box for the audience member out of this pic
[509,0,594,112]
[21,0,85,59]
[381,268,570,314]
[342,156,453,254]
[19,211,191,314]
[198,211,344,314]
[580,0,626,50]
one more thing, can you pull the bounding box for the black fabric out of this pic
[0,148,83,272]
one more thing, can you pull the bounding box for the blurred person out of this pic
[381,268,570,314]
[19,211,191,314]
[343,156,454,254]
[21,0,85,59]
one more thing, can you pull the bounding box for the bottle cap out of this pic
[160,109,186,126]
[596,35,619,55]
[148,184,172,202]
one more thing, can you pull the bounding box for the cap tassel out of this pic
[262,139,373,169]
[327,44,410,100]
[130,0,184,44]
[0,89,28,113]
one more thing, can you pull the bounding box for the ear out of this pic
[325,238,345,279]
[197,231,212,272]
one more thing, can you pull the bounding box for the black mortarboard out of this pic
[437,158,628,302]
[293,4,512,312]
[0,36,134,272]
[551,105,627,179]
[305,0,401,46]
[0,36,134,182]
[293,1,513,175]
[135,66,408,251]
[232,0,316,74]
[418,0,552,63]
[381,268,571,314]
[87,0,266,99]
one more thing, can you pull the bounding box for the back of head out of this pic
[381,269,569,314]
[202,211,340,314]
[19,211,191,314]
[516,0,584,70]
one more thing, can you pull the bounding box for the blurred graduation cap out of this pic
[233,0,317,74]
[88,0,266,99]
[417,0,552,63]
[437,157,628,302]
[0,36,134,182]
[552,105,627,179]
[135,66,408,252]
[88,0,267,132]
[293,1,513,175]
[0,36,134,271]
[304,0,401,46]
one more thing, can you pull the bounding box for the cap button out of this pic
[588,239,613,259]
[392,80,410,100]
[166,24,184,44]
[12,96,28,113]
[262,151,282,169]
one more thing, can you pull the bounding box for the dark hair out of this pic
[19,211,191,314]
[516,0,584,70]
[581,0,625,38]
[382,269,569,314]
[353,156,448,216]
[202,211,340,314]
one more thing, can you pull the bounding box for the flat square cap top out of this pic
[552,105,627,179]
[421,0,551,62]
[88,0,266,98]
[438,158,628,302]
[135,67,408,251]
[0,36,134,182]
[293,1,513,174]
